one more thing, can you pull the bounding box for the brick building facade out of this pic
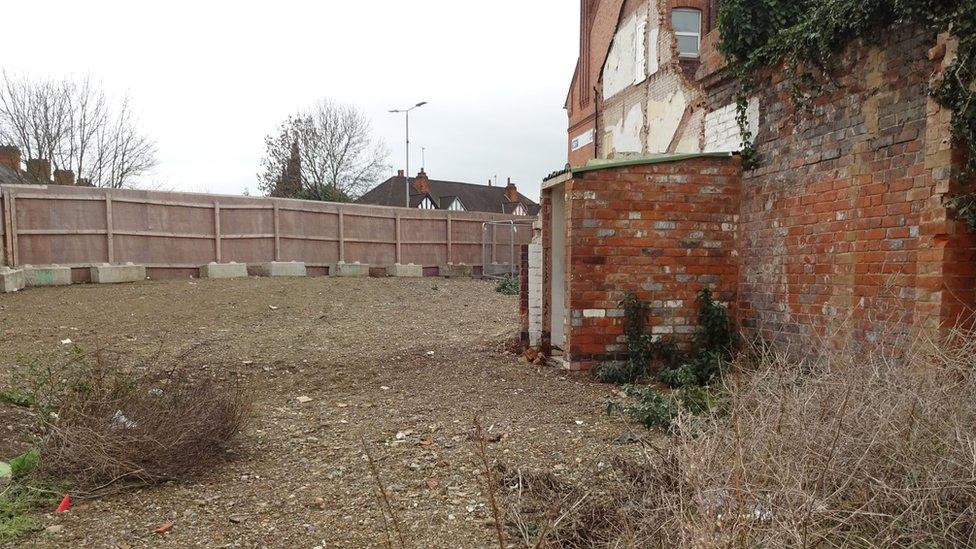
[536,1,976,369]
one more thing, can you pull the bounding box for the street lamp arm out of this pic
[388,101,428,208]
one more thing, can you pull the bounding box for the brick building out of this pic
[536,1,976,369]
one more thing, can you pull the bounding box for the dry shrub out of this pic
[12,345,249,496]
[507,329,976,547]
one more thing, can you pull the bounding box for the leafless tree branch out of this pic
[258,99,389,201]
[0,72,157,188]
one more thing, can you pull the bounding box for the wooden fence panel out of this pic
[0,184,533,277]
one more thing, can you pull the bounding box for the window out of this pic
[672,8,701,59]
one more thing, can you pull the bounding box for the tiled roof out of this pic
[356,175,540,215]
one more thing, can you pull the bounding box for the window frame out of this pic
[671,8,702,59]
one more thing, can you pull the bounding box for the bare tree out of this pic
[0,72,157,188]
[258,100,389,201]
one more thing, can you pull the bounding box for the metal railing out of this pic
[481,220,534,279]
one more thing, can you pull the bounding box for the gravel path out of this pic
[0,277,641,548]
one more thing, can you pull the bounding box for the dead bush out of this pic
[8,345,249,496]
[505,329,976,547]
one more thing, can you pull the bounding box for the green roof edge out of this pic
[571,152,735,174]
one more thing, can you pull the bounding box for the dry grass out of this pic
[505,328,976,548]
[10,345,249,497]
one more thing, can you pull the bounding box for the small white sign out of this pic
[571,129,595,151]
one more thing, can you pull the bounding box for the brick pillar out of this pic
[519,244,529,347]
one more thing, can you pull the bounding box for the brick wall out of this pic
[727,27,976,348]
[545,155,741,370]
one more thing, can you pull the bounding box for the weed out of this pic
[495,275,519,296]
[1,345,249,496]
[511,330,976,546]
[606,288,736,430]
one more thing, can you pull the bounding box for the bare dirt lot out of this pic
[0,277,643,548]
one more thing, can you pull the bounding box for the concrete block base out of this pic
[483,262,515,277]
[247,261,307,277]
[387,263,423,278]
[438,263,473,278]
[200,262,248,279]
[90,263,146,284]
[331,262,369,277]
[23,265,72,287]
[0,267,26,293]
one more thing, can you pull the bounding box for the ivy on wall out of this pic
[715,0,976,229]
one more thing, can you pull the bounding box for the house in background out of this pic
[0,146,91,187]
[356,169,539,216]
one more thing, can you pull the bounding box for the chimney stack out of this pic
[413,168,430,194]
[504,177,519,203]
[0,146,21,172]
[26,158,51,182]
[397,169,405,177]
[53,169,75,186]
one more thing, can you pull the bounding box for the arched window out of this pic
[672,8,702,59]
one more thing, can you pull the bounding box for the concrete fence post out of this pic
[105,194,114,264]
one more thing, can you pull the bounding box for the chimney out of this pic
[413,168,430,194]
[26,158,51,182]
[504,177,519,203]
[53,169,75,186]
[397,169,405,177]
[0,146,21,172]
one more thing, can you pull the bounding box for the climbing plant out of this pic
[716,0,976,229]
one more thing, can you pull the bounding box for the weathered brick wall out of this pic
[557,156,741,369]
[724,27,976,347]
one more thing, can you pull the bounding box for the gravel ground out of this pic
[0,277,645,548]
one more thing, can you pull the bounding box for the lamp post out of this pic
[389,101,428,208]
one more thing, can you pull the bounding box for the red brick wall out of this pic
[549,156,741,369]
[725,27,976,347]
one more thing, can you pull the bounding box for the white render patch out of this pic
[647,26,660,76]
[608,101,645,154]
[602,4,648,100]
[582,309,606,318]
[646,89,688,153]
[704,96,760,153]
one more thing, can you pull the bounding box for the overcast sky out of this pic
[0,1,579,202]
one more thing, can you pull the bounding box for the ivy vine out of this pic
[715,0,976,229]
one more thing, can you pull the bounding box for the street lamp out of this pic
[389,101,428,208]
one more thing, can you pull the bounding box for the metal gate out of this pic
[481,220,534,279]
